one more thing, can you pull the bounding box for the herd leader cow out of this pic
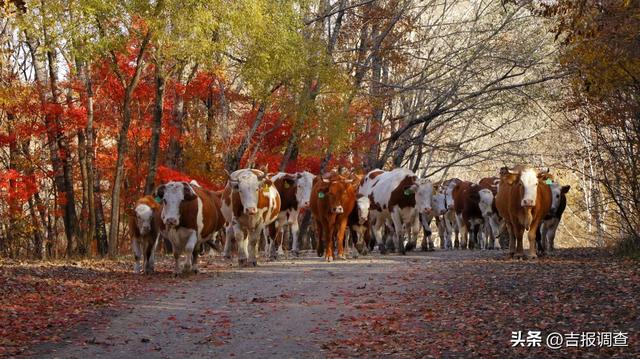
[495,166,552,259]
[130,164,571,272]
[221,169,281,266]
[154,181,224,274]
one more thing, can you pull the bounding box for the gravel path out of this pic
[28,249,640,358]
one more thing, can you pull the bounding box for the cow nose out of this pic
[303,201,310,207]
[165,218,178,226]
[440,209,446,215]
[332,206,344,214]
[245,207,258,214]
[521,199,534,207]
[424,208,432,215]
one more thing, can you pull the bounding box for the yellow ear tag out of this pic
[284,182,291,189]
[263,185,270,194]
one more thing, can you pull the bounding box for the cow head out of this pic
[134,203,154,235]
[228,169,270,215]
[355,195,370,224]
[503,167,539,208]
[477,188,495,217]
[295,171,315,208]
[155,181,197,228]
[548,182,571,215]
[431,192,446,215]
[413,177,433,215]
[320,177,354,214]
[444,179,460,210]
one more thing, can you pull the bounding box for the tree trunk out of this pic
[107,31,151,257]
[144,66,165,195]
[44,31,80,257]
[167,67,186,171]
[225,103,266,171]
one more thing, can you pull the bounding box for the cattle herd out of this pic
[129,165,570,275]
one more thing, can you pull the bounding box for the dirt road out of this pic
[30,249,639,358]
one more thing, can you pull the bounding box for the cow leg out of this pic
[336,219,349,260]
[132,237,142,274]
[514,225,525,259]
[282,224,291,256]
[247,227,261,267]
[182,231,198,273]
[143,236,155,274]
[192,243,201,273]
[390,211,405,255]
[490,216,502,250]
[291,219,300,256]
[325,222,335,262]
[370,215,386,254]
[172,243,182,275]
[536,223,545,257]
[315,220,325,258]
[505,222,516,257]
[527,222,540,259]
[223,225,234,260]
[546,218,559,252]
[234,224,249,267]
[266,222,278,261]
[420,214,431,251]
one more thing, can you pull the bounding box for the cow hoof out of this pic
[528,254,538,260]
[338,254,347,260]
[238,259,248,267]
[249,260,258,267]
[326,256,333,262]
[292,250,300,257]
[223,255,232,260]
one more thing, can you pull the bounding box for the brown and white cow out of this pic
[478,176,503,250]
[310,172,357,261]
[221,169,281,266]
[154,182,222,274]
[129,195,162,274]
[359,168,432,255]
[266,171,315,259]
[536,181,570,255]
[452,181,484,249]
[495,166,552,259]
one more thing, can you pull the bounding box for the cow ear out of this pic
[183,182,197,201]
[263,178,273,187]
[284,178,296,187]
[562,185,571,193]
[154,184,166,199]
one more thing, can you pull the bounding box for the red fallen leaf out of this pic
[167,316,177,321]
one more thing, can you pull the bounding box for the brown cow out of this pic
[310,172,357,261]
[129,195,162,274]
[452,181,484,249]
[495,166,552,259]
